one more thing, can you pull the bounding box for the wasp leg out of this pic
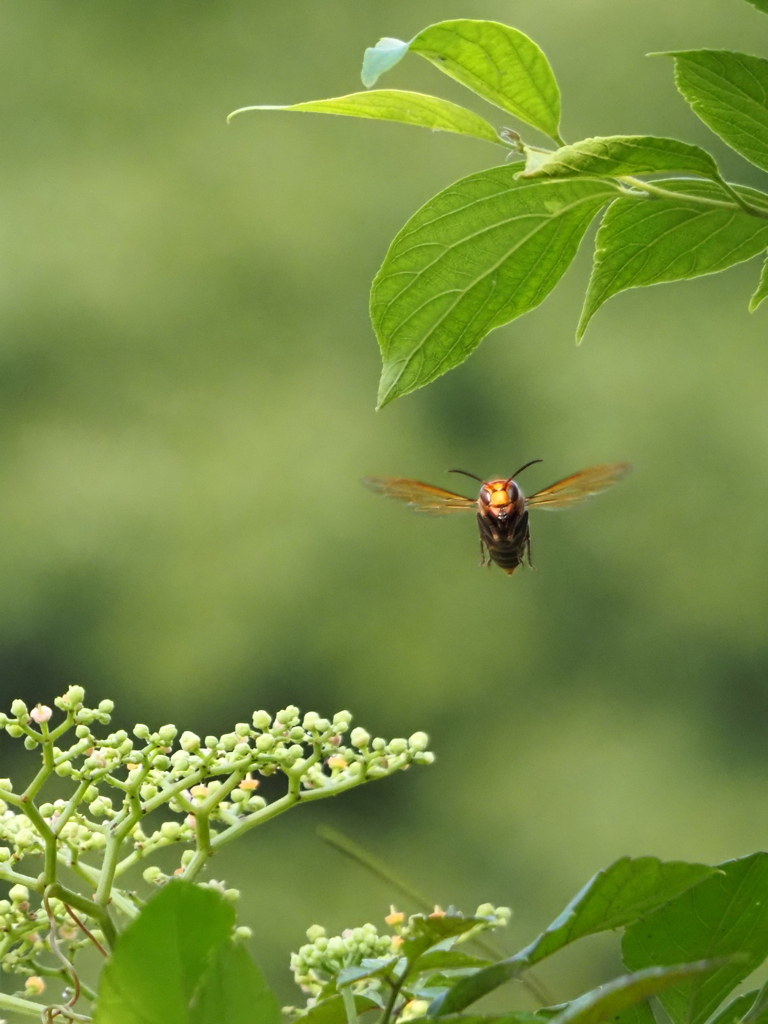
[526,533,536,570]
[479,537,488,567]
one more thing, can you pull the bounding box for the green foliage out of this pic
[93,882,280,1024]
[578,181,768,339]
[663,50,768,173]
[228,90,502,146]
[623,854,768,1024]
[0,689,431,1020]
[233,0,768,403]
[372,166,618,407]
[363,21,563,144]
[431,857,715,1015]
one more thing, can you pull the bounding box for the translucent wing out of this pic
[362,477,477,514]
[526,463,631,510]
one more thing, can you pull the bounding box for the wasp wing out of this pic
[362,477,477,515]
[526,463,631,510]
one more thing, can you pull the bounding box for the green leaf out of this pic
[660,50,768,172]
[750,252,768,311]
[407,950,492,979]
[227,90,501,145]
[372,163,618,407]
[428,858,715,1017]
[93,882,235,1024]
[746,0,768,11]
[362,38,411,87]
[578,179,768,339]
[403,913,495,963]
[708,991,764,1024]
[190,941,281,1024]
[551,962,720,1024]
[520,136,722,183]
[300,994,381,1024]
[623,853,768,1024]
[363,20,563,143]
[337,957,400,987]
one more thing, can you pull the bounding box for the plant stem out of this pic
[341,986,360,1024]
[0,991,49,1017]
[619,175,768,219]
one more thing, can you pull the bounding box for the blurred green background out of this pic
[2,0,768,1010]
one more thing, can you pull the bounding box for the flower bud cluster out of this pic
[0,687,435,984]
[290,923,396,996]
[289,903,512,1010]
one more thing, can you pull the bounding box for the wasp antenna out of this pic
[510,459,543,479]
[447,468,483,483]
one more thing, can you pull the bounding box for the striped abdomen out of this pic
[477,510,530,575]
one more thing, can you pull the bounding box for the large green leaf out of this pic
[93,882,235,1024]
[227,90,501,145]
[661,50,768,172]
[520,136,721,183]
[429,858,714,1017]
[190,941,281,1024]
[745,0,768,13]
[551,963,720,1024]
[372,163,618,407]
[363,20,563,143]
[578,179,768,339]
[623,853,768,1024]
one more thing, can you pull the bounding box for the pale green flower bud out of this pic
[15,829,35,848]
[24,735,39,749]
[55,761,73,776]
[495,906,512,924]
[64,685,85,707]
[158,724,177,745]
[408,731,429,752]
[234,926,252,941]
[133,723,151,740]
[90,831,106,848]
[247,796,266,811]
[414,751,435,765]
[230,788,247,803]
[306,924,326,941]
[0,848,10,862]
[140,785,158,801]
[476,903,495,917]
[98,699,115,714]
[234,722,250,737]
[83,785,99,803]
[160,821,181,840]
[5,725,23,738]
[0,779,12,792]
[220,733,238,751]
[303,712,320,730]
[10,699,28,718]
[234,742,251,757]
[143,866,163,883]
[276,707,298,725]
[333,711,352,726]
[9,884,28,903]
[180,731,201,752]
[224,888,240,902]
[205,735,218,750]
[153,754,170,770]
[171,751,190,769]
[388,738,407,755]
[252,710,271,730]
[288,744,304,759]
[315,718,331,732]
[75,725,90,739]
[181,849,195,866]
[255,734,275,752]
[350,728,370,749]
[89,800,107,817]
